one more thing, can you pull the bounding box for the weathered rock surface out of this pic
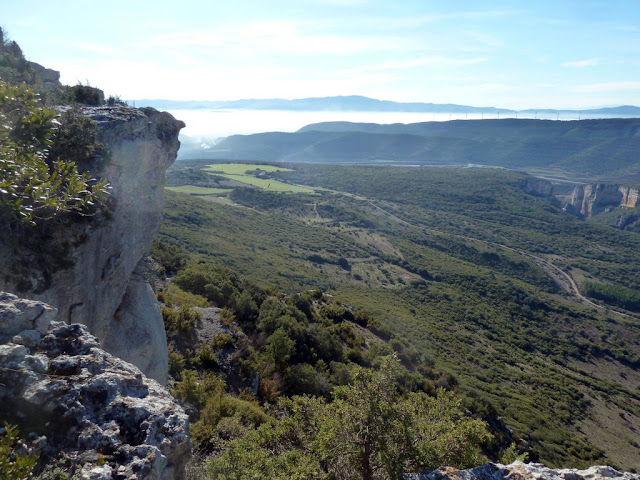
[567,184,640,218]
[0,296,191,479]
[406,461,639,480]
[0,292,58,343]
[520,178,554,197]
[0,104,184,384]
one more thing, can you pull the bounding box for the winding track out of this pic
[363,198,639,321]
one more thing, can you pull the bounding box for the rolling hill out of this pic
[201,118,640,181]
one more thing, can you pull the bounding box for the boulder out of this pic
[0,298,191,480]
[0,291,57,343]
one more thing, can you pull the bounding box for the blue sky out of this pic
[3,0,640,109]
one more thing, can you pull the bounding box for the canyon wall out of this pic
[567,183,640,217]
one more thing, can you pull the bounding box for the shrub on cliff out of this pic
[0,81,109,226]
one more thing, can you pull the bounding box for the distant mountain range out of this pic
[193,118,640,181]
[135,95,640,115]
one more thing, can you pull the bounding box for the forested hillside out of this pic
[200,119,640,181]
[158,160,640,471]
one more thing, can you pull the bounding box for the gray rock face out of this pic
[406,461,639,480]
[28,61,62,91]
[101,259,168,384]
[0,292,58,343]
[520,178,554,197]
[0,301,191,480]
[0,105,184,384]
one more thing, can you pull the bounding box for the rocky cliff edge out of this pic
[567,184,640,218]
[0,104,184,384]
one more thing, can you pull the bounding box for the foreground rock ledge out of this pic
[0,292,191,480]
[406,461,639,480]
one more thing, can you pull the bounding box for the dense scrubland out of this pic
[158,159,640,473]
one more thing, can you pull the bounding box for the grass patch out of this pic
[166,185,232,195]
[215,174,317,193]
[204,163,293,174]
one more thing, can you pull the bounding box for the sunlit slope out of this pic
[160,164,640,469]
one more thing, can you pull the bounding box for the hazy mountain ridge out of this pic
[201,119,640,181]
[135,96,640,115]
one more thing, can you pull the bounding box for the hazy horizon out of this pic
[4,1,640,110]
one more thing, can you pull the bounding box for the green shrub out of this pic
[208,356,489,480]
[0,81,109,226]
[151,241,186,275]
[66,84,104,105]
[211,333,235,349]
[163,305,201,336]
[161,284,208,309]
[0,424,38,479]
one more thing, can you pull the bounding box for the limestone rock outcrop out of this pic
[567,184,640,218]
[0,293,191,479]
[519,177,554,197]
[406,461,639,480]
[0,292,58,343]
[0,105,184,384]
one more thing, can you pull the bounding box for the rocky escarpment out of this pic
[406,461,639,480]
[0,292,191,479]
[519,177,554,197]
[566,183,640,218]
[0,104,184,384]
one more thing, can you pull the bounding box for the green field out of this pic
[202,163,317,193]
[218,173,316,193]
[166,185,232,195]
[203,163,293,174]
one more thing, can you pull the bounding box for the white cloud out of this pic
[139,20,402,57]
[166,50,202,67]
[377,10,520,29]
[562,59,598,68]
[310,0,369,6]
[463,31,504,48]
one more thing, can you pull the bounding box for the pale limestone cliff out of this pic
[567,183,640,218]
[519,177,554,197]
[0,105,184,384]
